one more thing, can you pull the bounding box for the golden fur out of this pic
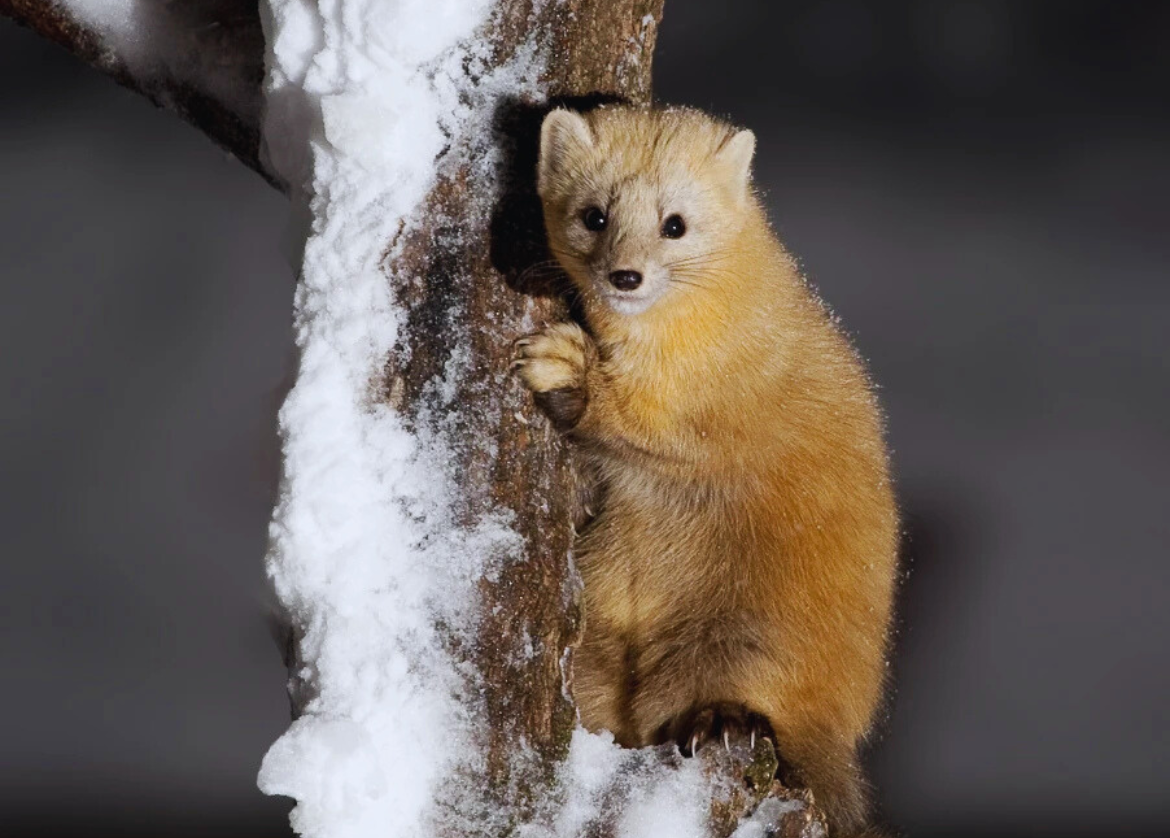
[514,105,898,836]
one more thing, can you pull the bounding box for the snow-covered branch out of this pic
[1,0,274,186]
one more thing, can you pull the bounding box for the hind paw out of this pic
[664,702,775,758]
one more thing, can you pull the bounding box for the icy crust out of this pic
[529,729,711,838]
[256,1,720,836]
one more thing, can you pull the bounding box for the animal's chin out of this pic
[599,288,664,316]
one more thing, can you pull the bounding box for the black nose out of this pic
[609,270,643,291]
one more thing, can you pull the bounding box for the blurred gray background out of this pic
[2,1,1168,836]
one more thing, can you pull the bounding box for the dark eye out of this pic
[582,207,607,232]
[661,214,686,239]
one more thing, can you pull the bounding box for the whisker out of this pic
[664,248,736,269]
[516,258,561,270]
[664,259,728,272]
[516,257,571,285]
[518,267,566,279]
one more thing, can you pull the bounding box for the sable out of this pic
[517,105,900,837]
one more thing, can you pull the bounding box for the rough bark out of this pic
[384,1,661,826]
[4,1,826,834]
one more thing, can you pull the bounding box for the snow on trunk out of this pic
[255,2,528,835]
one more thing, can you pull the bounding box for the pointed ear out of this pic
[538,109,593,193]
[716,129,756,199]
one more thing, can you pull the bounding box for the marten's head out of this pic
[537,106,756,319]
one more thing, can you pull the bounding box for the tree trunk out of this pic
[384,0,664,815]
[2,2,825,834]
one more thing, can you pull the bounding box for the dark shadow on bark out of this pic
[488,93,629,308]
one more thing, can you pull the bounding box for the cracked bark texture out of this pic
[1,1,826,834]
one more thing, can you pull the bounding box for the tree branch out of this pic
[0,0,276,188]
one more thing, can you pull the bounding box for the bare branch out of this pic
[0,0,277,188]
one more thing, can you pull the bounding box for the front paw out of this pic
[512,322,591,430]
